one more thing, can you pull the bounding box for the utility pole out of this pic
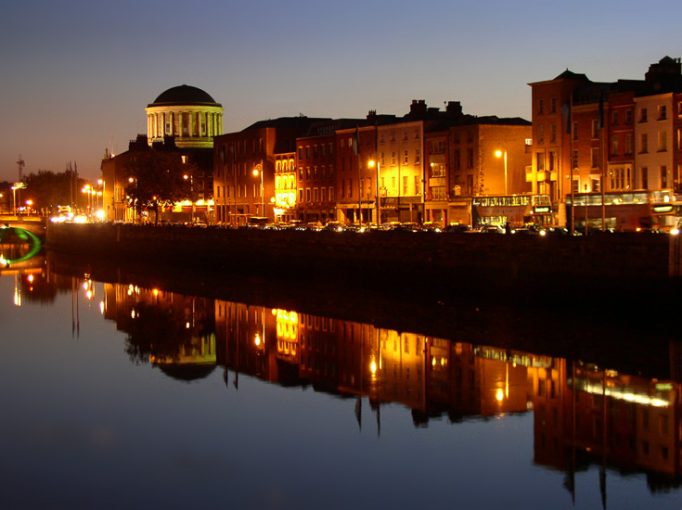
[17,155,25,181]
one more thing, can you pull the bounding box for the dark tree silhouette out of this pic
[123,151,195,224]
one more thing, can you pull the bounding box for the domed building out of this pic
[101,84,223,223]
[145,84,223,149]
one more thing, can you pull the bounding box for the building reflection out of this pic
[102,283,216,381]
[97,281,682,487]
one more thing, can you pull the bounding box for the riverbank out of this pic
[46,222,682,306]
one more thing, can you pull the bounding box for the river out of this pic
[0,253,681,509]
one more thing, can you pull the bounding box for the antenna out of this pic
[17,155,25,180]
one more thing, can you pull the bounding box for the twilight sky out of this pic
[0,0,679,182]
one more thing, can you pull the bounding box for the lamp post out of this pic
[11,182,26,216]
[183,173,195,223]
[494,149,508,195]
[97,178,106,220]
[368,159,381,225]
[252,164,264,217]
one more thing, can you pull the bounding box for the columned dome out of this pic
[145,85,223,149]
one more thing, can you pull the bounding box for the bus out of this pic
[566,189,680,232]
[471,194,553,228]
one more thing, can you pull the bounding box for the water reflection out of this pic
[9,261,682,501]
[71,277,680,494]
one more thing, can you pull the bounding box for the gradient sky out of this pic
[1,0,679,182]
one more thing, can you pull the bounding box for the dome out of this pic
[149,85,219,106]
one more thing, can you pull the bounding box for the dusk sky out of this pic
[1,0,679,182]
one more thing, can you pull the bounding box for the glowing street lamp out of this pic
[368,159,381,225]
[252,164,264,217]
[494,149,508,195]
[183,173,195,223]
[11,182,26,216]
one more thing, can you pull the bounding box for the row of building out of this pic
[101,56,682,228]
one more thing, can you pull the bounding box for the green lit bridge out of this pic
[0,218,45,269]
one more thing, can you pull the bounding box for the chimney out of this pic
[409,99,427,117]
[446,101,463,117]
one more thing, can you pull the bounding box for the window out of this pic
[538,99,544,114]
[572,177,580,193]
[313,188,319,202]
[612,111,619,126]
[550,124,556,143]
[414,175,420,195]
[466,174,474,195]
[626,109,633,124]
[572,122,578,140]
[403,150,408,164]
[640,133,648,153]
[658,130,667,151]
[592,119,599,139]
[611,138,619,156]
[625,134,633,155]
[571,150,578,169]
[591,147,600,168]
[641,167,648,189]
[640,107,648,122]
[591,177,600,193]
[550,97,557,114]
[538,124,544,144]
[536,153,545,171]
[658,105,667,120]
[467,148,474,169]
[661,166,668,188]
[403,176,408,195]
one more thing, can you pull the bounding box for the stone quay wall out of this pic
[46,223,682,302]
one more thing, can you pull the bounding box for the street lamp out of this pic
[183,173,195,223]
[368,159,381,225]
[252,164,264,217]
[11,182,26,216]
[494,149,508,195]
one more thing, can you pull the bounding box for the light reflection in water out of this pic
[6,268,682,503]
[92,279,682,489]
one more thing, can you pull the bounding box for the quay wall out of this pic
[46,223,682,302]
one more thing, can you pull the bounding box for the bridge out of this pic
[0,216,47,238]
[0,218,45,269]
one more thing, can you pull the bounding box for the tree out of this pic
[123,150,196,224]
[21,169,84,215]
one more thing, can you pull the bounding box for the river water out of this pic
[1,255,681,509]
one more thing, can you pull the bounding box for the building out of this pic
[145,84,223,149]
[529,56,682,227]
[102,85,221,223]
[335,123,377,224]
[213,117,330,224]
[447,119,533,226]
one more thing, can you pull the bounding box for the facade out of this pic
[447,121,533,226]
[101,135,213,223]
[213,117,330,224]
[102,85,220,223]
[530,56,682,227]
[376,119,425,223]
[295,129,338,223]
[145,85,223,149]
[273,151,296,223]
[335,124,377,224]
